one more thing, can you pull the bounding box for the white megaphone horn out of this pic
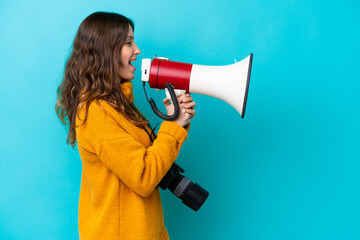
[141,53,253,120]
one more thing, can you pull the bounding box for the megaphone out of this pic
[141,53,253,120]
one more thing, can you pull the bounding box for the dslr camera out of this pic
[159,163,209,211]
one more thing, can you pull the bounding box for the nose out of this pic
[134,42,141,55]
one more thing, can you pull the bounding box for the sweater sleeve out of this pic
[76,102,188,197]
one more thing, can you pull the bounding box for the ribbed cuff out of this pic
[158,121,188,143]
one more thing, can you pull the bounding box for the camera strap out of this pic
[144,122,159,143]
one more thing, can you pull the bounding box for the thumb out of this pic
[163,98,171,107]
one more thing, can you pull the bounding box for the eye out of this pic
[126,41,132,46]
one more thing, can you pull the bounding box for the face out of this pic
[118,26,141,80]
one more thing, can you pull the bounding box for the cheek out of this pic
[119,54,127,66]
[118,49,126,66]
[120,48,132,63]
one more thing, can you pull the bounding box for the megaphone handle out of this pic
[148,83,180,121]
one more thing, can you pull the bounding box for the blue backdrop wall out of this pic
[1,0,359,239]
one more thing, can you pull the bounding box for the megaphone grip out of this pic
[149,83,180,121]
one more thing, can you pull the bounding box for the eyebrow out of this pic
[127,36,134,40]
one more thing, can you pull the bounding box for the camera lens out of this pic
[159,163,209,211]
[181,183,209,211]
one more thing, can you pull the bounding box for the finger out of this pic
[186,109,196,116]
[185,101,196,109]
[177,94,187,103]
[185,112,194,120]
[163,98,171,107]
[181,96,193,104]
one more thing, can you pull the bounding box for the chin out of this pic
[122,75,134,81]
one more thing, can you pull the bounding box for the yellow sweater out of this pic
[75,81,189,240]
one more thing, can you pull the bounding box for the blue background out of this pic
[1,0,359,239]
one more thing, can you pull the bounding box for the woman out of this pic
[56,12,195,240]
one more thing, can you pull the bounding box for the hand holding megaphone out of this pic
[163,93,195,127]
[141,54,253,120]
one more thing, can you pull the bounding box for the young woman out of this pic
[56,12,195,240]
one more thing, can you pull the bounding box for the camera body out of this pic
[159,163,209,211]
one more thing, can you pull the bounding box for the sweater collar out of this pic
[121,80,134,103]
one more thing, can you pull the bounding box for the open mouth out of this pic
[129,59,136,66]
